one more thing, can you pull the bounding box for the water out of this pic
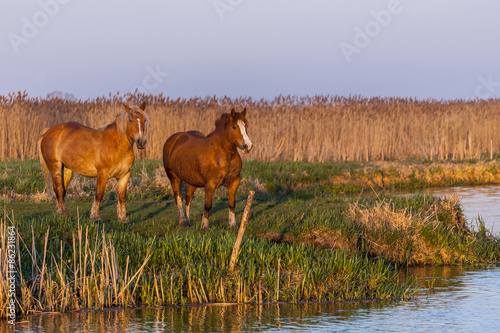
[6,186,500,332]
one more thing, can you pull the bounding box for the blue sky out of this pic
[1,0,499,100]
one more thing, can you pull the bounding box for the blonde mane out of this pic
[115,111,128,136]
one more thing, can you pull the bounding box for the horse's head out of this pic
[120,101,149,149]
[226,108,253,154]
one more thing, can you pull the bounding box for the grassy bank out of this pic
[1,159,500,320]
[2,159,500,201]
[0,210,417,319]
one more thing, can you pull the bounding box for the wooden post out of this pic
[229,191,255,272]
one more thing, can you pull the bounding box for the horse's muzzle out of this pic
[136,138,147,149]
[242,143,252,154]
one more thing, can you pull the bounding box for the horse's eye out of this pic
[129,118,133,123]
[232,126,237,130]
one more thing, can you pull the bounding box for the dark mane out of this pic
[214,113,230,128]
[206,113,230,137]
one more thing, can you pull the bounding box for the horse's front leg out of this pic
[90,172,107,223]
[117,171,131,223]
[227,177,240,229]
[202,182,216,230]
[185,184,197,223]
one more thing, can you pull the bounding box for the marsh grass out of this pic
[2,93,500,162]
[0,208,417,320]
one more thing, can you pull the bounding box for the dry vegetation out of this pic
[347,196,468,265]
[1,92,500,162]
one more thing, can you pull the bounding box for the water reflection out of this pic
[9,265,500,333]
[7,303,385,333]
[7,265,500,332]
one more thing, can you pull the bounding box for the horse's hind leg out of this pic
[167,170,190,227]
[63,168,73,192]
[185,184,197,222]
[90,172,107,223]
[50,162,70,217]
[202,182,216,230]
[116,171,131,223]
[227,177,240,229]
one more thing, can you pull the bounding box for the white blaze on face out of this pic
[237,119,253,151]
[137,118,142,137]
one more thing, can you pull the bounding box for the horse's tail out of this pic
[38,128,54,199]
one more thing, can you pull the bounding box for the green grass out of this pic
[3,158,500,199]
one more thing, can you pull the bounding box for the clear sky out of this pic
[1,0,499,100]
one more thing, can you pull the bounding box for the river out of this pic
[6,186,500,332]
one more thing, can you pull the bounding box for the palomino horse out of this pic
[38,102,149,223]
[163,108,253,229]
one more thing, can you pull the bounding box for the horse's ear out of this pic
[241,108,247,117]
[122,103,131,113]
[230,108,236,118]
[140,101,146,110]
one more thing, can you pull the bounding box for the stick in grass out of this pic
[229,191,255,272]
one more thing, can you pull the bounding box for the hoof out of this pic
[201,217,209,230]
[180,219,191,227]
[229,223,238,230]
[119,217,130,224]
[91,216,102,224]
[57,209,70,218]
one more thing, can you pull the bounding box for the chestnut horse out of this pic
[163,108,253,229]
[38,102,149,223]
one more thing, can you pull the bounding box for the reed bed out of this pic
[1,93,500,162]
[0,216,154,318]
